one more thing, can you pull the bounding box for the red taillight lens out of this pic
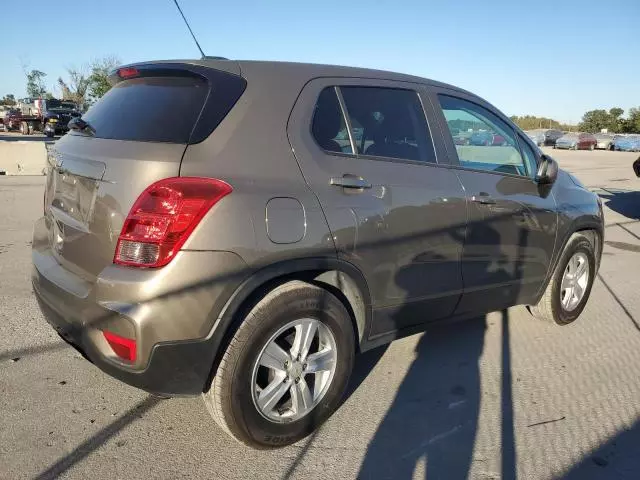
[103,330,137,362]
[117,67,139,79]
[114,177,232,268]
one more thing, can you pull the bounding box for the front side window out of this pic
[517,135,539,178]
[340,87,436,163]
[438,95,527,176]
[311,87,352,154]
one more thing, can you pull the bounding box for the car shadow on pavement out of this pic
[357,312,518,480]
[597,188,640,221]
[561,418,640,479]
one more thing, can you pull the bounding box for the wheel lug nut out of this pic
[303,363,307,370]
[295,377,300,384]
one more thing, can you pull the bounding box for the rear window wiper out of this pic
[68,117,96,136]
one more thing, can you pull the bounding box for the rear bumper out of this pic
[33,287,219,396]
[32,217,249,395]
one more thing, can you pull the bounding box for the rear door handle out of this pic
[471,192,496,205]
[330,175,372,189]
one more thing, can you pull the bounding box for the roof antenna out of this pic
[172,0,206,59]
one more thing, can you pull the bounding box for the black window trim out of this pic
[436,93,535,180]
[311,84,441,167]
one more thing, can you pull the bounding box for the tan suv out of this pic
[33,59,603,448]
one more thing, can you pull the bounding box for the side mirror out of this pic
[536,154,558,184]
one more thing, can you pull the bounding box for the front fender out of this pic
[533,170,604,301]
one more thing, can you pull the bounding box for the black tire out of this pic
[203,280,355,448]
[45,131,54,138]
[20,121,28,135]
[529,233,596,325]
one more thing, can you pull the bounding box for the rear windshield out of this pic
[81,76,208,143]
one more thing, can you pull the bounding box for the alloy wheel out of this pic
[560,252,589,311]
[251,318,338,423]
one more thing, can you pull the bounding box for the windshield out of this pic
[46,100,77,111]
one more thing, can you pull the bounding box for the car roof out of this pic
[129,58,475,96]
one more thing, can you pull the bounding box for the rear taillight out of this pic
[103,330,136,363]
[114,177,232,268]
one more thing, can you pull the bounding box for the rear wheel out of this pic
[529,232,596,325]
[203,280,355,448]
[20,121,29,135]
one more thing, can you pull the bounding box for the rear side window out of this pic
[312,88,353,154]
[340,87,436,163]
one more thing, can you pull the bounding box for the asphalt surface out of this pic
[1,148,639,480]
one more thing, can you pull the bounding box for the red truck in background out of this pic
[3,98,81,137]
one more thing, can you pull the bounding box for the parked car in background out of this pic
[544,129,565,146]
[469,130,494,146]
[32,58,604,449]
[555,133,597,150]
[594,133,614,150]
[525,130,545,146]
[613,135,640,152]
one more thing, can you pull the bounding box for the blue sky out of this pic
[1,0,638,123]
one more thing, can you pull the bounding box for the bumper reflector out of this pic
[103,330,137,362]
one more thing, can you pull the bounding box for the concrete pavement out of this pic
[0,148,639,479]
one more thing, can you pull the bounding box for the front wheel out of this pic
[590,144,595,151]
[203,280,355,448]
[528,232,596,325]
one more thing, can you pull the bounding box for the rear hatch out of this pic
[42,62,246,282]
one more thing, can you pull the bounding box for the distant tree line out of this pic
[511,107,640,134]
[0,56,121,111]
[509,115,575,132]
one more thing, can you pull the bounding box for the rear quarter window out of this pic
[81,76,208,144]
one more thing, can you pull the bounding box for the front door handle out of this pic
[330,174,372,189]
[471,192,496,205]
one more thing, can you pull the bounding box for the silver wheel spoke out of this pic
[575,260,587,279]
[574,282,584,301]
[258,373,290,412]
[562,287,573,308]
[291,319,317,361]
[291,378,313,415]
[561,273,572,291]
[260,342,290,372]
[306,348,335,373]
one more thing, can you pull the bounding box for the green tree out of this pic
[579,109,612,133]
[1,94,16,106]
[87,56,121,102]
[26,70,48,98]
[509,115,570,131]
[625,107,640,134]
[608,108,624,132]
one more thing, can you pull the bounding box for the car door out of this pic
[288,78,468,338]
[428,89,558,315]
